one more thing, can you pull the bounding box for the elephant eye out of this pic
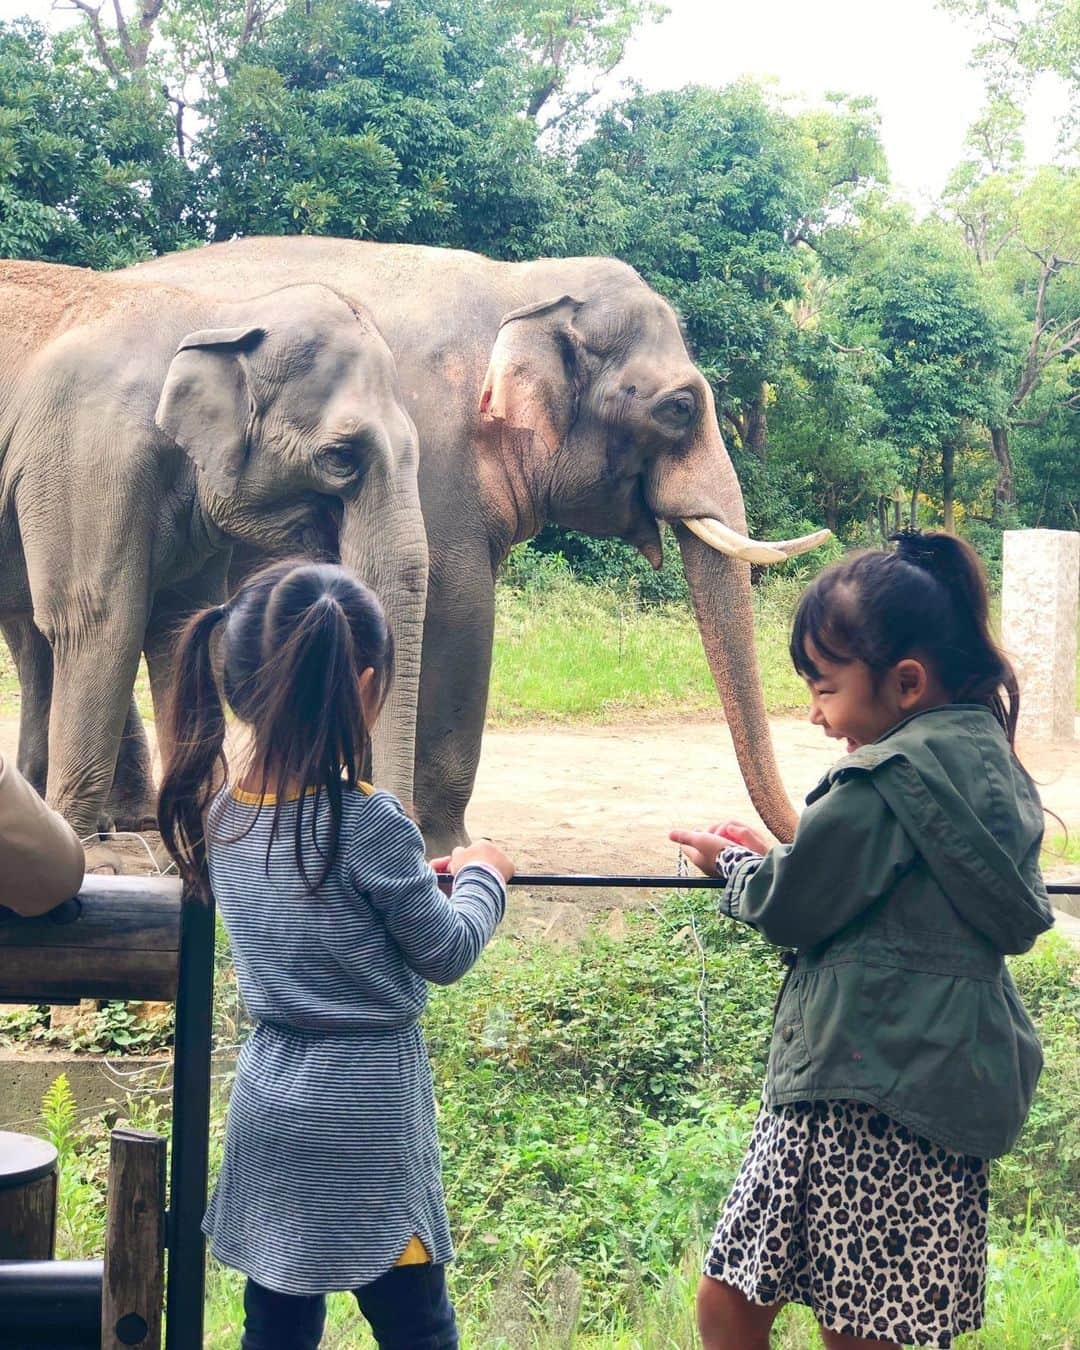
[319,444,358,478]
[654,391,697,431]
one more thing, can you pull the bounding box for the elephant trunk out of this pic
[339,481,428,811]
[678,526,799,843]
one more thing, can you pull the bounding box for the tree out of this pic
[939,0,1080,149]
[509,0,669,129]
[195,0,573,254]
[0,18,193,266]
[569,85,883,436]
[838,221,1009,531]
[944,101,1080,511]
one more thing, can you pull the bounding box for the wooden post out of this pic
[102,1128,167,1350]
[0,876,183,1003]
[1002,529,1080,742]
[0,1130,58,1258]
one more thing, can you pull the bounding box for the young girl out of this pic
[158,560,513,1350]
[671,531,1053,1350]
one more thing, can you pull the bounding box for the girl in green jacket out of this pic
[672,531,1053,1350]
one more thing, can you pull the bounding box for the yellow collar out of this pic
[230,782,374,806]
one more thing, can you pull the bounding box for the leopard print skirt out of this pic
[704,1100,989,1348]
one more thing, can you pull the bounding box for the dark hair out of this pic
[157,560,394,899]
[789,530,1019,744]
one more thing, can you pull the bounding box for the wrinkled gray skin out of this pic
[23,239,804,852]
[0,260,427,838]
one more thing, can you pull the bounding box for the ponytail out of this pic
[157,606,229,899]
[891,530,1020,743]
[157,560,394,900]
[791,531,1020,746]
[243,584,372,892]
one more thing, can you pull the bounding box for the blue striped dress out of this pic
[203,782,506,1295]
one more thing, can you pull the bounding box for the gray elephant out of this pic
[25,242,827,852]
[129,240,829,850]
[0,259,427,838]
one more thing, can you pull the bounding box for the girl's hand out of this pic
[668,828,726,877]
[432,842,515,884]
[668,819,771,877]
[710,820,770,855]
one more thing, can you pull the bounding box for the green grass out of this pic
[25,905,1080,1348]
[1,573,1076,727]
[1044,834,1080,870]
[489,575,808,724]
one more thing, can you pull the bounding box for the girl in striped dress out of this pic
[158,559,513,1350]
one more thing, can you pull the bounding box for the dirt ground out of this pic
[4,712,1078,943]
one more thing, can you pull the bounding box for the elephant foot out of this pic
[83,840,126,876]
[110,809,160,833]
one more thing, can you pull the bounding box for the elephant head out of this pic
[478,264,829,841]
[155,284,428,805]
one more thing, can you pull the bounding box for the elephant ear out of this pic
[155,326,264,498]
[479,295,585,455]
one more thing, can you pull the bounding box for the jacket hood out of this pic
[811,706,1054,954]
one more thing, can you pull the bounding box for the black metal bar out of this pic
[438,872,1080,894]
[0,1259,102,1343]
[164,889,215,1350]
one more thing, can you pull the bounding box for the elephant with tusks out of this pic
[7,241,829,853]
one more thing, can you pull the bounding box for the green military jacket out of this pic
[722,705,1054,1159]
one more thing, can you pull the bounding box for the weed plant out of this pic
[23,900,1080,1346]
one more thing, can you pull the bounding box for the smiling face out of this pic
[803,649,899,754]
[802,642,950,754]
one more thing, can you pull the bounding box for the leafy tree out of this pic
[568,84,885,443]
[0,18,193,266]
[939,0,1080,149]
[561,82,889,541]
[515,0,668,129]
[839,220,1009,532]
[196,0,571,255]
[944,100,1080,512]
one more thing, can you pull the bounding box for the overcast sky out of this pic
[0,0,1068,206]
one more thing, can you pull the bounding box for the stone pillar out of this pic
[1002,529,1079,742]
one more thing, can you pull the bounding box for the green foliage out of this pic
[0,19,194,266]
[197,0,568,256]
[27,902,1080,1342]
[1,999,174,1054]
[519,525,691,605]
[993,936,1080,1233]
[40,1073,107,1256]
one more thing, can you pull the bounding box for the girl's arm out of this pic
[720,775,917,948]
[347,794,506,984]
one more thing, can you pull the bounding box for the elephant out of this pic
[0,259,427,839]
[15,241,828,853]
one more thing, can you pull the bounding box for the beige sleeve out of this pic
[0,753,86,916]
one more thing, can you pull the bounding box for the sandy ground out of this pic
[4,713,1078,942]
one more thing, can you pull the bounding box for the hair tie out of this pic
[891,528,939,570]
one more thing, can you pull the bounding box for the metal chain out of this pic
[676,845,711,1068]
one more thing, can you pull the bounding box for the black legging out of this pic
[241,1264,459,1350]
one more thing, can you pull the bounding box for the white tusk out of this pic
[681,518,832,566]
[769,529,834,558]
[682,518,787,565]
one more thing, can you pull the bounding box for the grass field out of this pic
[1,573,1076,726]
[21,912,1080,1349]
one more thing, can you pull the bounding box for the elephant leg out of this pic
[143,558,232,771]
[2,618,153,831]
[107,696,157,832]
[2,616,53,794]
[413,551,496,857]
[45,616,147,839]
